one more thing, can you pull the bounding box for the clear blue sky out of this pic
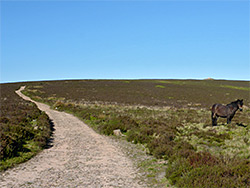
[1,1,249,83]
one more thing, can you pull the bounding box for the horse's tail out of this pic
[211,104,216,117]
[212,118,217,126]
[211,104,218,126]
[211,104,217,112]
[211,112,217,126]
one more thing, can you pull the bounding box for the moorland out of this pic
[1,79,250,187]
[0,83,52,171]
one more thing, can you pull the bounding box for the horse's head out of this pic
[237,99,244,111]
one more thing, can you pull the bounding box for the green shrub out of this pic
[174,159,250,188]
[165,157,193,185]
[148,133,175,159]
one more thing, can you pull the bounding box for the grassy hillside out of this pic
[4,79,250,187]
[0,83,52,171]
[22,79,249,108]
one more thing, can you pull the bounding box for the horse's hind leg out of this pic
[213,117,217,126]
[212,118,217,126]
[227,116,232,124]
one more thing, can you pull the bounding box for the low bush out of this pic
[167,157,250,188]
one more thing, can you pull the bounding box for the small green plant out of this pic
[155,85,165,88]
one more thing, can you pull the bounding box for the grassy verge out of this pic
[0,141,41,171]
[109,136,172,187]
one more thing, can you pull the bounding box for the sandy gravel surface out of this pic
[0,86,147,188]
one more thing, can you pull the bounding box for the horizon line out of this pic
[1,77,250,84]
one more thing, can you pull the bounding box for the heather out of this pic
[0,83,52,171]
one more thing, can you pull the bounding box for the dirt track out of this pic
[0,86,147,188]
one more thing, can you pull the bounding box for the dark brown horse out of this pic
[211,99,243,126]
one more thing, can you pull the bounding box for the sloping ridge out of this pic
[0,86,146,188]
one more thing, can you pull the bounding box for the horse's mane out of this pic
[227,100,239,107]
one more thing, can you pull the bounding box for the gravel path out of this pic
[0,86,147,188]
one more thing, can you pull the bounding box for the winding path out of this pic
[0,86,146,188]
